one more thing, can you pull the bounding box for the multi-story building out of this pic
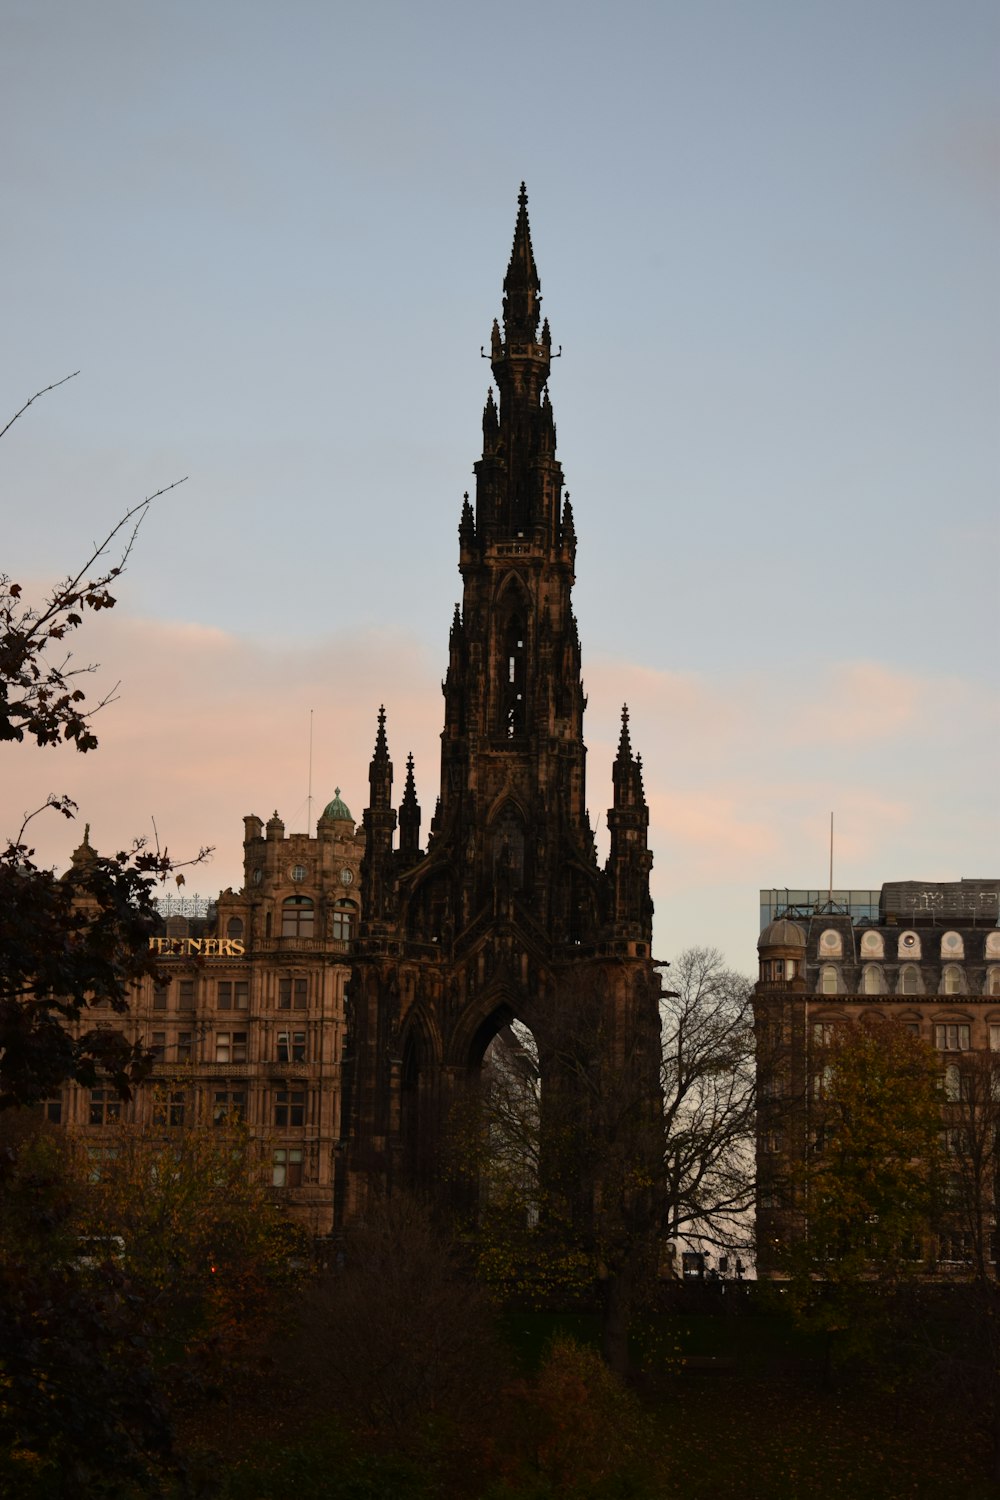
[51,793,364,1237]
[755,879,1000,1276]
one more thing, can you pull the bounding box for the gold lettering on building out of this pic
[148,937,245,957]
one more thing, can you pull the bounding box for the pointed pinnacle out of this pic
[617,704,633,760]
[503,181,541,338]
[374,705,389,757]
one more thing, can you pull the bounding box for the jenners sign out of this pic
[148,937,245,957]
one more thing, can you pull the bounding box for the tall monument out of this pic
[342,186,660,1219]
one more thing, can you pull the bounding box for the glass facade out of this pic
[759,889,882,932]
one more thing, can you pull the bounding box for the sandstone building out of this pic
[50,800,363,1237]
[755,879,1000,1276]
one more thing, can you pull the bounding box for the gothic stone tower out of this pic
[342,187,660,1219]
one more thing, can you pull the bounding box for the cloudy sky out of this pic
[3,0,997,970]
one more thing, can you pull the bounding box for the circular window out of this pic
[902,933,916,948]
[290,865,307,884]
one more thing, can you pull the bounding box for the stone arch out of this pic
[399,1007,443,1186]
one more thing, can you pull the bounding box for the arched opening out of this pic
[502,614,527,738]
[479,1018,541,1226]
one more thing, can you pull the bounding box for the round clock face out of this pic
[340,867,354,887]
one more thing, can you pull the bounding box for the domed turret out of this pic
[320,788,353,825]
[758,917,806,986]
[757,918,806,951]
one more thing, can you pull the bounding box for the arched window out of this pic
[281,896,314,938]
[501,614,526,738]
[819,929,843,958]
[943,964,963,996]
[899,964,921,995]
[987,968,1000,997]
[226,917,244,941]
[331,900,356,941]
[941,931,965,960]
[860,930,885,959]
[862,965,882,995]
[820,965,838,995]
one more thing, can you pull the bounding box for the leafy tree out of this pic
[937,1049,1000,1477]
[1,375,195,1108]
[73,1112,307,1395]
[0,1114,174,1499]
[777,1018,945,1365]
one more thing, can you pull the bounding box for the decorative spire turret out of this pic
[361,706,397,928]
[502,182,541,342]
[369,705,392,808]
[398,752,421,860]
[607,703,652,937]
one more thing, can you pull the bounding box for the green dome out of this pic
[321,787,353,823]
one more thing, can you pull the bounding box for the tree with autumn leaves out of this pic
[775,1017,945,1372]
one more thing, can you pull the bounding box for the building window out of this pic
[217,980,249,1011]
[149,1031,167,1064]
[212,1090,246,1125]
[812,1021,837,1047]
[215,1031,248,1065]
[941,931,965,959]
[153,1090,187,1128]
[278,977,308,1010]
[177,1031,193,1063]
[272,1148,304,1187]
[898,964,921,995]
[818,929,843,957]
[331,900,356,941]
[860,930,884,958]
[227,917,244,941]
[938,1231,972,1264]
[942,965,964,996]
[862,965,882,995]
[989,1024,1000,1051]
[89,1088,123,1126]
[934,1024,971,1052]
[39,1096,62,1124]
[275,1089,306,1127]
[277,1030,306,1063]
[813,1064,834,1100]
[178,980,195,1010]
[987,969,1000,997]
[282,896,314,938]
[153,984,169,1011]
[819,965,838,995]
[898,931,921,960]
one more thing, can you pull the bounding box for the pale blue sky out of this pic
[3,1,998,967]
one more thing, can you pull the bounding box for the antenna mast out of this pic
[307,709,314,837]
[828,811,834,908]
